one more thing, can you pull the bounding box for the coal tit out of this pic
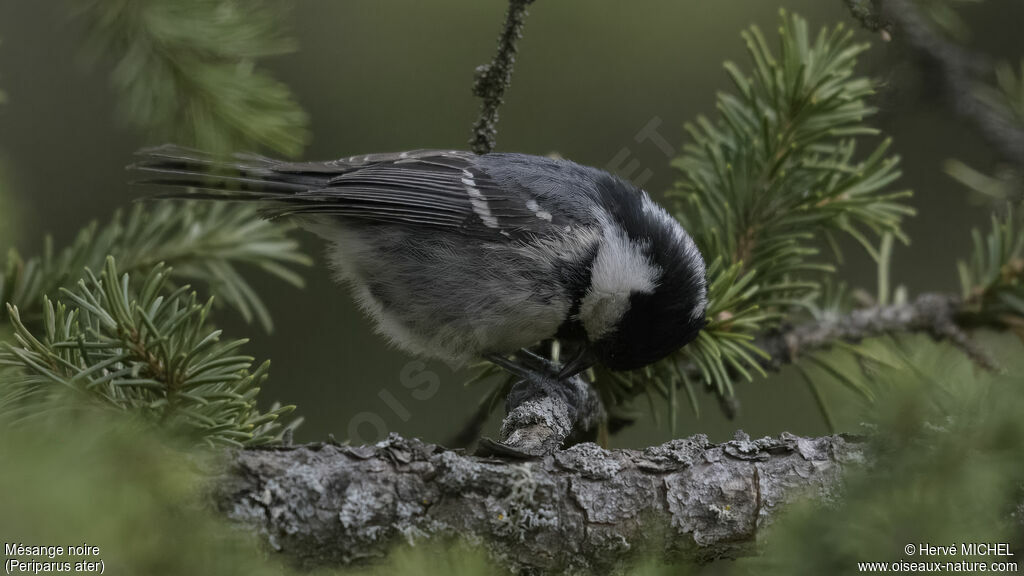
[134,146,707,379]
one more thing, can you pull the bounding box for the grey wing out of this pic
[276,152,577,241]
[134,146,573,242]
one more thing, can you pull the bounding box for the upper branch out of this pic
[841,0,894,35]
[469,0,536,155]
[847,0,1024,166]
[757,292,999,372]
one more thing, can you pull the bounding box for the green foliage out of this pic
[945,52,1024,338]
[675,11,910,320]
[945,159,1021,205]
[1,1,315,452]
[0,413,294,576]
[0,200,311,333]
[949,161,1024,340]
[731,337,1024,575]
[0,410,504,576]
[978,59,1024,124]
[76,0,309,156]
[0,257,296,447]
[597,12,913,424]
[944,59,1024,207]
[957,207,1024,323]
[918,0,981,43]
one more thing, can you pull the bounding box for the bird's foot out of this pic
[476,354,605,458]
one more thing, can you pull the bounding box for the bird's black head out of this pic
[578,177,707,372]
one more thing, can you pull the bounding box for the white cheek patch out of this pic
[578,221,660,341]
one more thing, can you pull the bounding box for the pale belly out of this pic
[302,219,573,367]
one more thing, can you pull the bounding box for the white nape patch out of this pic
[640,191,686,244]
[640,191,708,320]
[578,220,661,340]
[461,169,499,228]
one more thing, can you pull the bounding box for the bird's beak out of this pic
[557,346,596,380]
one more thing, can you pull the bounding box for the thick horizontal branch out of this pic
[213,431,865,574]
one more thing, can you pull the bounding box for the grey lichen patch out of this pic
[500,396,573,456]
[723,430,777,461]
[555,442,621,479]
[262,462,336,538]
[640,434,710,467]
[339,480,395,542]
[485,463,562,544]
[485,492,560,541]
[493,373,605,458]
[665,461,758,546]
[755,438,850,514]
[435,449,482,490]
[569,474,658,524]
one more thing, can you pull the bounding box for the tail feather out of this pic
[130,144,328,198]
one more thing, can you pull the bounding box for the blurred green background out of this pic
[0,0,1020,447]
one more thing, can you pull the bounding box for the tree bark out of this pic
[757,292,998,372]
[213,431,866,574]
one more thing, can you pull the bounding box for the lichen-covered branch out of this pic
[757,292,999,372]
[478,373,605,458]
[469,0,536,155]
[213,431,865,574]
[842,0,893,34]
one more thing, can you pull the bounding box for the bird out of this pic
[132,145,707,383]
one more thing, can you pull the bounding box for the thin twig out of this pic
[756,293,1000,372]
[841,0,893,35]
[469,0,536,155]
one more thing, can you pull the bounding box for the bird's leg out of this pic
[484,351,554,381]
[478,350,605,458]
[488,345,594,380]
[511,346,559,371]
[444,350,554,450]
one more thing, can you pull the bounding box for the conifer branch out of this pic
[469,0,536,154]
[76,0,309,157]
[0,201,311,333]
[0,257,297,446]
[591,12,914,423]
